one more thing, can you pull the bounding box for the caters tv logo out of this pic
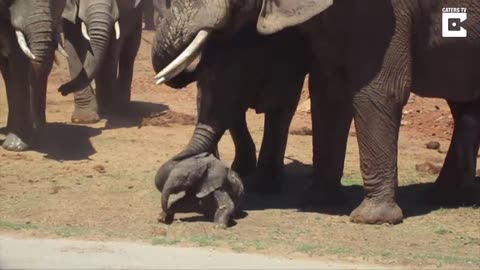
[442,7,468,38]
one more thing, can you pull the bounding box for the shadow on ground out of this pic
[243,159,476,221]
[102,101,170,130]
[33,123,101,161]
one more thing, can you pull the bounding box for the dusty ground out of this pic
[0,32,479,269]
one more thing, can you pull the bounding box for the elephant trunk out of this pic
[151,0,229,87]
[23,1,54,69]
[154,123,222,192]
[59,3,114,95]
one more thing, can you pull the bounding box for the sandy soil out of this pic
[0,31,479,269]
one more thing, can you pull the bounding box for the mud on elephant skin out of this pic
[61,0,144,124]
[155,152,245,229]
[0,0,66,151]
[152,3,310,194]
[152,0,480,224]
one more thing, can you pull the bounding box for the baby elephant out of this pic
[155,152,244,228]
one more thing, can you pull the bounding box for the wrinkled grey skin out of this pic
[61,0,143,123]
[151,0,480,225]
[153,23,309,193]
[156,151,244,228]
[0,0,65,151]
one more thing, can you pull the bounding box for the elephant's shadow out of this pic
[101,101,170,130]
[242,159,466,220]
[33,123,101,161]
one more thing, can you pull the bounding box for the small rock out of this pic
[437,148,448,154]
[93,165,106,174]
[416,162,442,175]
[401,120,410,126]
[128,186,134,189]
[426,141,441,150]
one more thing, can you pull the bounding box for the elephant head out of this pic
[58,0,124,94]
[151,0,332,85]
[5,0,66,70]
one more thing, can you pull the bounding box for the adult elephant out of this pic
[0,0,65,151]
[153,23,310,193]
[60,0,144,123]
[152,0,480,224]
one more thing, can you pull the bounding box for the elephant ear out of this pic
[62,0,79,24]
[196,156,227,199]
[257,0,333,34]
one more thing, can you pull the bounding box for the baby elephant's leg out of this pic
[158,194,199,224]
[213,190,235,229]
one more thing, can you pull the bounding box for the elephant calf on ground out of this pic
[60,0,144,123]
[156,151,244,228]
[152,11,310,193]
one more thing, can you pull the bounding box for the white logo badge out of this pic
[442,7,468,38]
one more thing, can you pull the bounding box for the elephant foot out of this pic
[304,184,347,205]
[2,133,30,152]
[231,158,256,178]
[71,109,100,124]
[350,198,403,225]
[426,181,480,206]
[157,211,174,225]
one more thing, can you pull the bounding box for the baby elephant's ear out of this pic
[196,159,228,198]
[257,0,333,34]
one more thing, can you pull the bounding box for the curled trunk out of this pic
[155,123,222,192]
[59,3,114,94]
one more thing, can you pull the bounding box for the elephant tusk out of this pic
[15,31,36,60]
[81,22,91,41]
[57,43,69,58]
[114,21,120,40]
[185,53,202,72]
[154,30,210,85]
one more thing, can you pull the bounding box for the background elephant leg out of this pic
[3,57,32,151]
[430,99,480,205]
[142,0,155,30]
[230,113,257,178]
[64,21,99,124]
[306,68,352,204]
[114,20,142,113]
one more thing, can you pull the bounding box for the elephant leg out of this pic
[429,99,480,205]
[114,19,142,113]
[2,56,32,151]
[212,190,234,229]
[305,67,353,204]
[250,107,296,194]
[64,21,99,124]
[348,1,412,225]
[230,113,257,178]
[142,0,155,30]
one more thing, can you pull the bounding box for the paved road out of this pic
[0,236,389,269]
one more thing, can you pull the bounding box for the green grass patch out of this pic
[295,244,321,255]
[151,237,181,246]
[55,226,90,238]
[190,235,218,247]
[434,228,452,235]
[0,220,39,231]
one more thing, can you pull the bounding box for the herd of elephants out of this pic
[0,0,479,228]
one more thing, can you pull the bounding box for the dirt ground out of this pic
[1,32,479,269]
